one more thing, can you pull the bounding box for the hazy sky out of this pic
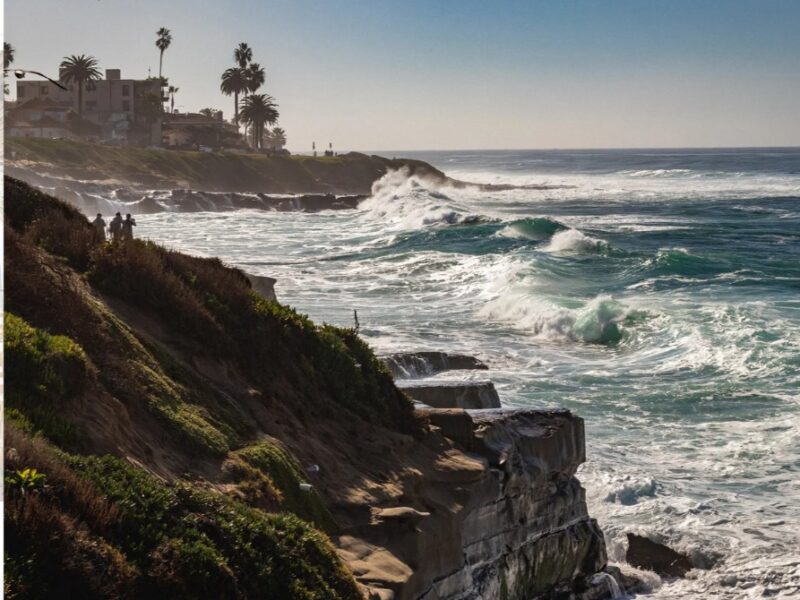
[5,0,800,151]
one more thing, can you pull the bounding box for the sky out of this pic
[5,0,800,151]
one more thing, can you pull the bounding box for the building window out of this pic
[18,87,25,98]
[86,101,97,109]
[41,87,49,95]
[122,84,130,96]
[122,100,130,112]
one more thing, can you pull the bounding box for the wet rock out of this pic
[382,351,488,378]
[626,533,693,577]
[400,381,500,409]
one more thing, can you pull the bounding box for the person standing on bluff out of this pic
[91,213,106,243]
[109,212,123,242]
[121,214,137,241]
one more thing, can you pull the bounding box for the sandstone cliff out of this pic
[4,177,621,599]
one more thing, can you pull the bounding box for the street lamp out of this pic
[4,68,68,90]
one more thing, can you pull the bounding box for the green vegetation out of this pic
[3,176,418,598]
[87,238,415,431]
[230,439,337,532]
[4,312,90,448]
[5,428,361,599]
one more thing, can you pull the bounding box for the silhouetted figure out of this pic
[121,214,137,241]
[109,212,123,242]
[91,213,106,243]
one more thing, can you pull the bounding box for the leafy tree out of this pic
[220,67,247,125]
[198,108,219,118]
[156,28,172,80]
[239,94,279,150]
[58,55,102,117]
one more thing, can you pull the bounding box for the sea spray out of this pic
[545,228,608,254]
[480,293,632,345]
[360,168,477,229]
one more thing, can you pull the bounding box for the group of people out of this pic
[91,212,137,243]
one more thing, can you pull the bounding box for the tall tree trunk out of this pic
[234,91,239,125]
[159,51,163,79]
[77,82,83,117]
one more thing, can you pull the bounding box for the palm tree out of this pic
[168,85,179,113]
[156,28,172,79]
[245,62,265,95]
[239,94,279,150]
[59,55,102,117]
[4,42,15,68]
[234,42,252,69]
[3,42,14,95]
[270,127,287,149]
[220,67,247,125]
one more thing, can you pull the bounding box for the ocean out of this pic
[88,148,800,597]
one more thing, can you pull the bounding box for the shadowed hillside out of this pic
[4,177,620,600]
[6,138,449,193]
[3,176,418,599]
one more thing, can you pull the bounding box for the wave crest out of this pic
[544,228,608,254]
[500,217,568,241]
[480,294,632,345]
[361,168,482,229]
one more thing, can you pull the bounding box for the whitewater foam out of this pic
[544,228,608,254]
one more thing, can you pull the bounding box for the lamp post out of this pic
[4,69,68,90]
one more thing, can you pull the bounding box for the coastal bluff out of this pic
[6,137,451,194]
[4,177,622,599]
[345,408,619,599]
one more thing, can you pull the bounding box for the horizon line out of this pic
[313,144,800,155]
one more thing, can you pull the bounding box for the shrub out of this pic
[88,241,228,350]
[5,429,361,600]
[4,312,91,402]
[69,454,361,599]
[4,312,91,448]
[233,439,336,532]
[4,176,95,270]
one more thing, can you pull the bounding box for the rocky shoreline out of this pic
[5,175,640,600]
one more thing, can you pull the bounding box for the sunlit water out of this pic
[79,148,800,598]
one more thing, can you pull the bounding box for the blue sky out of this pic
[5,0,800,150]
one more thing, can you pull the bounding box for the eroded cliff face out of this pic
[5,177,618,600]
[337,409,616,600]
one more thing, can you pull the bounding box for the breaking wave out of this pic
[480,294,635,345]
[359,168,488,229]
[544,228,609,254]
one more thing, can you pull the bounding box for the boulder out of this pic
[626,533,693,577]
[382,351,488,378]
[400,381,500,409]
